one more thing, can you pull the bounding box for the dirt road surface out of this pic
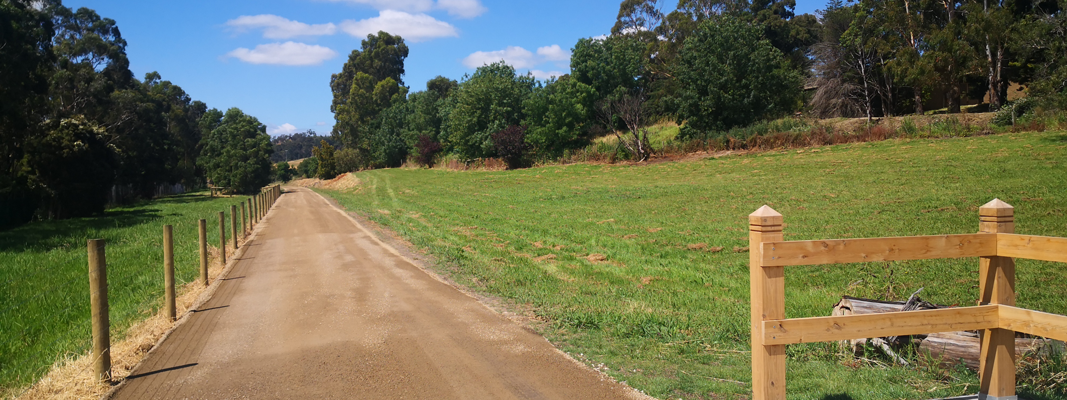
[111,187,651,400]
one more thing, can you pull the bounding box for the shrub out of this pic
[312,140,338,179]
[491,125,529,170]
[992,98,1036,126]
[414,135,443,168]
[335,148,363,172]
[273,162,294,182]
[297,156,319,178]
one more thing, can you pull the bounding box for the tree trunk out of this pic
[913,87,924,115]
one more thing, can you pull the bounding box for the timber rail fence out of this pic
[749,199,1067,400]
[79,185,281,384]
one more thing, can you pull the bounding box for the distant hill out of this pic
[271,130,338,163]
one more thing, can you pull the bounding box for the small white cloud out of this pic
[462,46,536,69]
[436,0,486,18]
[528,70,566,80]
[324,0,486,18]
[316,121,327,126]
[591,34,609,41]
[226,15,336,39]
[340,11,458,42]
[226,42,338,66]
[536,44,570,62]
[270,123,299,135]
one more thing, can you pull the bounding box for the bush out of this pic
[273,162,294,182]
[312,140,338,179]
[992,98,1037,126]
[297,156,319,178]
[336,148,364,172]
[414,135,443,168]
[491,125,529,170]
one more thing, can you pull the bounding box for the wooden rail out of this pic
[749,199,1067,400]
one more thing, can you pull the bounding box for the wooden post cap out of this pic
[980,199,1014,223]
[749,206,783,232]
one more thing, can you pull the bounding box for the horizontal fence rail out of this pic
[748,199,1067,400]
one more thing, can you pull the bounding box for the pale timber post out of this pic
[218,211,226,264]
[240,202,247,236]
[231,205,238,250]
[198,219,208,286]
[87,239,110,382]
[750,206,785,399]
[250,197,256,226]
[163,225,176,321]
[979,199,1016,400]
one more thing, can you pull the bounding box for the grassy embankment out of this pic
[317,130,1067,399]
[0,193,245,396]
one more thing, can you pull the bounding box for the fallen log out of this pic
[832,295,1046,370]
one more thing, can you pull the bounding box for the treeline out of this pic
[1,0,273,228]
[270,130,336,163]
[314,0,1064,174]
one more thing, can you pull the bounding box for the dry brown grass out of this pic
[16,230,256,400]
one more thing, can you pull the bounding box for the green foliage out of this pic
[271,130,334,163]
[22,116,115,219]
[675,17,802,137]
[369,102,409,168]
[444,62,536,160]
[297,156,319,178]
[329,31,409,115]
[335,148,363,173]
[312,140,338,179]
[197,108,273,194]
[570,35,646,102]
[273,162,294,182]
[523,76,598,158]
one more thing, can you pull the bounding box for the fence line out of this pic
[748,199,1067,399]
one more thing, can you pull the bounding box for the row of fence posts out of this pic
[87,185,281,381]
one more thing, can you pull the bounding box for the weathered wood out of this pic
[231,205,238,250]
[760,234,996,267]
[999,306,1067,343]
[87,239,110,382]
[750,206,786,399]
[765,306,1001,345]
[979,199,1015,399]
[199,219,208,286]
[996,233,1067,263]
[921,331,1043,371]
[163,225,175,321]
[218,211,226,264]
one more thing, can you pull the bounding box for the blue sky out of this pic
[63,0,826,137]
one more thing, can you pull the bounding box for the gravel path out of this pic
[110,187,650,399]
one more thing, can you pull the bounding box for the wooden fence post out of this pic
[750,206,785,399]
[240,202,247,237]
[231,205,238,250]
[163,225,175,321]
[199,219,208,286]
[979,199,1016,399]
[218,211,226,264]
[87,239,110,382]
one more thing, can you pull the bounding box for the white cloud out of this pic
[226,42,338,66]
[324,0,486,18]
[436,0,486,18]
[340,11,458,42]
[591,34,609,41]
[316,121,327,126]
[536,44,570,62]
[270,123,299,135]
[528,70,566,80]
[462,46,536,69]
[226,15,336,39]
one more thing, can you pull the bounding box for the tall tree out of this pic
[329,31,408,115]
[197,108,273,194]
[444,62,536,160]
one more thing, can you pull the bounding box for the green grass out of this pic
[0,192,248,396]
[318,130,1067,399]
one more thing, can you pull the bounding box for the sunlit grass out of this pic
[0,192,248,395]
[319,130,1067,399]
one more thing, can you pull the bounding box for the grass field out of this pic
[0,192,247,396]
[317,130,1067,399]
